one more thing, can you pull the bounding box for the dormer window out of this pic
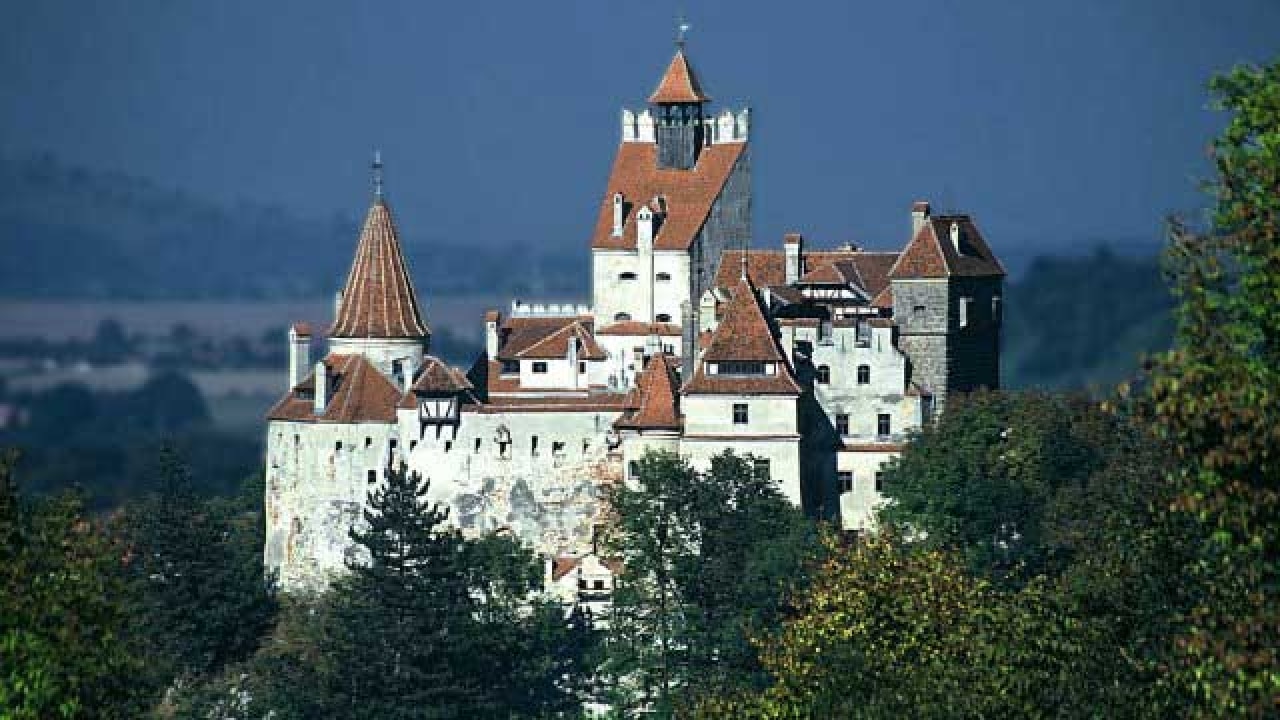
[715,361,766,376]
[500,359,519,375]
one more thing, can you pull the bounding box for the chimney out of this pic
[911,201,931,237]
[313,361,328,414]
[949,221,962,252]
[636,205,654,251]
[681,300,696,383]
[484,310,501,358]
[784,232,804,284]
[333,290,343,318]
[698,289,717,333]
[611,192,624,237]
[288,322,311,389]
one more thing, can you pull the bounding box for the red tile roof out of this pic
[615,354,682,431]
[684,278,801,396]
[496,316,594,360]
[596,321,682,336]
[516,321,607,360]
[397,357,473,409]
[330,200,430,339]
[888,216,1005,279]
[591,142,746,252]
[649,47,711,104]
[290,321,313,337]
[267,354,401,423]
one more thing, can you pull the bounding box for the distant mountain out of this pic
[1002,247,1175,392]
[0,152,585,300]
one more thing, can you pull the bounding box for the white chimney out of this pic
[637,205,654,252]
[288,323,311,390]
[611,192,624,237]
[333,290,343,318]
[911,201,931,237]
[950,221,962,252]
[484,311,501,358]
[784,232,804,284]
[313,361,328,414]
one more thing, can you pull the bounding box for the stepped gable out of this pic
[590,142,746,252]
[684,277,801,395]
[649,47,711,104]
[330,199,430,339]
[515,321,607,361]
[268,354,400,423]
[397,357,475,409]
[615,354,682,431]
[888,215,1005,279]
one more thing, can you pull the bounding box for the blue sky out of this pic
[2,0,1276,261]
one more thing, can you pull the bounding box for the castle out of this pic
[263,42,1005,592]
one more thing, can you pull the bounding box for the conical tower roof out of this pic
[329,199,430,339]
[649,47,711,104]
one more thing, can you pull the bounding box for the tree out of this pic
[1139,58,1280,715]
[122,447,275,697]
[0,448,149,719]
[602,449,820,716]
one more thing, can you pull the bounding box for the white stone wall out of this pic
[652,251,692,324]
[837,449,896,532]
[682,392,798,437]
[264,419,400,590]
[400,407,624,558]
[592,248,692,327]
[596,334,681,390]
[804,325,922,441]
[519,356,582,390]
[681,436,803,507]
[328,337,426,382]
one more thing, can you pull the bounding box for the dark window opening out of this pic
[816,365,831,384]
[877,413,892,437]
[335,441,342,451]
[531,436,539,457]
[753,458,771,480]
[500,359,519,374]
[733,403,749,425]
[655,313,672,323]
[719,361,765,376]
[619,271,637,281]
[364,437,372,448]
[410,440,418,451]
[532,361,548,374]
[836,413,849,436]
[656,272,672,282]
[615,312,632,322]
[578,361,587,374]
[593,580,606,590]
[857,365,870,385]
[475,438,482,454]
[628,460,640,479]
[367,470,377,484]
[875,472,885,493]
[838,471,853,493]
[444,441,452,453]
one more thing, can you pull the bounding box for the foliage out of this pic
[1138,58,1280,715]
[601,449,820,716]
[120,447,276,697]
[697,532,1117,719]
[0,448,149,719]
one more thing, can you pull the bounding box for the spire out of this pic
[649,46,711,104]
[371,149,384,200]
[329,190,430,340]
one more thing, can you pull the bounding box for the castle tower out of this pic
[650,45,710,170]
[328,157,430,386]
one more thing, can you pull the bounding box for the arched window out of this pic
[816,365,831,384]
[619,272,637,281]
[614,312,632,322]
[857,365,871,385]
[656,272,672,282]
[655,313,671,323]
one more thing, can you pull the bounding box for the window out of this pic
[552,441,565,457]
[857,365,870,385]
[614,312,632,322]
[531,436,539,457]
[444,441,452,453]
[619,272,637,281]
[733,403,749,425]
[389,439,397,450]
[335,441,343,451]
[474,438,482,454]
[628,460,640,480]
[656,272,671,282]
[875,472,885,493]
[838,471,853,493]
[410,440,418,451]
[877,413,891,437]
[367,470,377,484]
[365,437,372,448]
[633,346,645,359]
[816,365,831,384]
[959,296,972,328]
[655,313,672,323]
[578,360,587,374]
[532,361,548,374]
[500,359,519,374]
[593,580,606,590]
[836,413,849,436]
[719,361,765,376]
[753,458,771,480]
[992,296,1002,323]
[913,305,926,321]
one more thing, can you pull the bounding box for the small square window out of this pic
[838,471,853,493]
[532,361,548,374]
[367,470,377,484]
[578,361,587,374]
[816,366,831,384]
[593,580,605,590]
[836,414,849,436]
[733,403,749,425]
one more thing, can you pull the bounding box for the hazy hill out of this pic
[0,152,584,299]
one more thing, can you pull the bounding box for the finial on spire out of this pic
[676,12,691,47]
[371,149,384,199]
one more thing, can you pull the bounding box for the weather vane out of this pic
[371,149,384,199]
[676,13,691,47]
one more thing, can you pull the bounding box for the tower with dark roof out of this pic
[650,45,711,170]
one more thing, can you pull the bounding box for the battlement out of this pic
[621,107,749,144]
[511,300,593,318]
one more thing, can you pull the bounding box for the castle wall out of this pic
[837,449,896,532]
[947,276,1003,393]
[264,419,399,590]
[892,278,951,405]
[328,337,426,381]
[691,150,751,304]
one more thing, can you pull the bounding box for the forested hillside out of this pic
[0,153,585,299]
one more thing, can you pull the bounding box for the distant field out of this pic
[0,295,510,342]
